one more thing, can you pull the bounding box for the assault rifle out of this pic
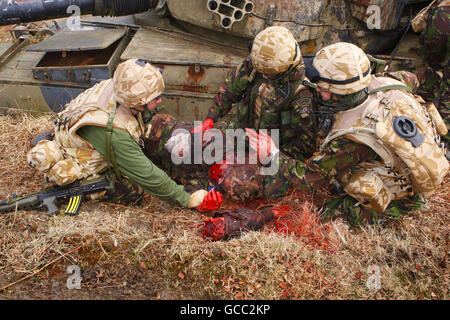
[0,177,112,216]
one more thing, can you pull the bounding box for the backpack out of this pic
[321,76,448,211]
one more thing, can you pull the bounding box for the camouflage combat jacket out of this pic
[207,56,319,161]
[417,1,449,140]
[419,0,449,70]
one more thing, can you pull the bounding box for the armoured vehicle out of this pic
[0,0,430,121]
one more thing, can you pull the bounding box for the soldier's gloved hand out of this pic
[187,190,208,208]
[208,153,235,183]
[164,131,191,157]
[245,128,279,163]
[191,118,214,134]
[196,189,223,212]
[209,163,225,183]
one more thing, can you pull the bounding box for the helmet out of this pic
[113,59,165,108]
[27,140,63,173]
[312,42,372,95]
[251,26,302,75]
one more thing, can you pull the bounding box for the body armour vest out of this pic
[321,76,449,212]
[46,79,144,185]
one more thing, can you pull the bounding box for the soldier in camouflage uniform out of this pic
[141,39,427,209]
[413,0,449,143]
[27,59,222,213]
[255,42,449,227]
[193,26,321,162]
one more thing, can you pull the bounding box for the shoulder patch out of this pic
[292,95,314,118]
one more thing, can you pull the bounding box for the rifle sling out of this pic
[106,103,122,182]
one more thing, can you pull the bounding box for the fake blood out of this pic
[202,205,291,241]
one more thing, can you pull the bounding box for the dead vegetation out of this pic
[0,113,448,300]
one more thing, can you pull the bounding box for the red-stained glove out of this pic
[208,163,225,183]
[191,118,214,134]
[197,189,223,212]
[208,153,235,183]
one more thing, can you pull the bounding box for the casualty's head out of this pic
[216,164,264,202]
[113,59,164,111]
[251,26,303,77]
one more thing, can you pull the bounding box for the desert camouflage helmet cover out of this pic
[113,59,165,108]
[251,26,303,75]
[313,42,372,95]
[27,139,63,173]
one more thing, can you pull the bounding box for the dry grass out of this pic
[0,26,13,43]
[0,113,448,300]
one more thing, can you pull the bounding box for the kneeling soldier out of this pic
[27,59,222,214]
[266,42,449,227]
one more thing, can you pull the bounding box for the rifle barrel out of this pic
[0,194,41,213]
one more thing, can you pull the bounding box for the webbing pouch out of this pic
[344,171,393,213]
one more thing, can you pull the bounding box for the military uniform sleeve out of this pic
[207,57,255,121]
[77,125,191,207]
[278,138,378,192]
[278,87,318,160]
